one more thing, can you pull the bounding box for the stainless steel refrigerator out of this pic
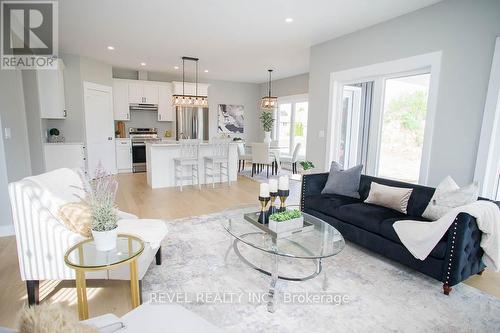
[175,107,209,140]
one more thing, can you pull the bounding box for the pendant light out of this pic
[172,56,208,107]
[260,69,278,109]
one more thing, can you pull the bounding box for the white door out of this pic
[112,80,130,120]
[84,82,117,177]
[158,83,173,121]
[0,115,13,236]
[128,83,144,104]
[143,84,158,104]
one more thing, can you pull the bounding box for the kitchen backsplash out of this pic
[116,110,174,138]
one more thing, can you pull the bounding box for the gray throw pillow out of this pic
[321,162,363,198]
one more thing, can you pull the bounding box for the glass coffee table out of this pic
[222,205,345,312]
[64,234,144,320]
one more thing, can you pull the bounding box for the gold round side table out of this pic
[64,234,144,320]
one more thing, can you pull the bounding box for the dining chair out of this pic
[237,142,251,172]
[251,143,276,178]
[204,138,231,188]
[173,139,201,191]
[281,142,302,173]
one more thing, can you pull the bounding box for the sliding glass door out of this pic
[274,95,308,157]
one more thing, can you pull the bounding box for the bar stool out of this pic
[173,139,200,191]
[204,138,231,188]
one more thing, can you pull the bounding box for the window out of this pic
[335,71,431,184]
[273,94,308,157]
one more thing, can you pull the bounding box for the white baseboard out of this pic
[0,225,14,237]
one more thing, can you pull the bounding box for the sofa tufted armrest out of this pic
[441,212,486,288]
[300,173,329,210]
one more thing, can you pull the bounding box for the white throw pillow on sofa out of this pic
[422,176,479,221]
[364,182,413,214]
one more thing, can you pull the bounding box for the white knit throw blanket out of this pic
[393,200,500,271]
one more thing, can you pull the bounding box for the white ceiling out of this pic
[59,0,442,83]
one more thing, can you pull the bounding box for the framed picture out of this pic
[218,104,244,134]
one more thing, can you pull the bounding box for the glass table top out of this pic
[222,205,345,259]
[64,234,144,269]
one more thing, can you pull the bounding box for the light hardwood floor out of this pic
[0,173,498,328]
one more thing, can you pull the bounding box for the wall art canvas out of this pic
[218,104,244,134]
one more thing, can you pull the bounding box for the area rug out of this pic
[142,210,500,332]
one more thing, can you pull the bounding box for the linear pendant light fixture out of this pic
[260,69,278,109]
[172,56,208,107]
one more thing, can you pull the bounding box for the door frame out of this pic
[276,94,308,156]
[83,81,116,176]
[474,37,500,199]
[326,52,442,185]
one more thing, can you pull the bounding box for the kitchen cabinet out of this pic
[157,83,173,121]
[115,138,132,173]
[128,82,158,104]
[172,81,209,97]
[44,143,85,172]
[38,60,67,119]
[113,79,130,121]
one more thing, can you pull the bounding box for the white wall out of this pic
[307,0,500,186]
[259,73,309,98]
[0,70,31,182]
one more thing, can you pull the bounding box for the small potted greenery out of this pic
[268,209,304,233]
[81,165,119,251]
[299,161,315,174]
[259,111,274,144]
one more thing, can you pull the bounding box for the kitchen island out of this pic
[146,141,239,189]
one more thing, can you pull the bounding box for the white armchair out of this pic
[8,168,168,306]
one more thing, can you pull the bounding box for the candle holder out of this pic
[258,196,271,224]
[268,192,278,218]
[277,189,289,212]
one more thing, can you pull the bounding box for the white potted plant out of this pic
[82,165,119,251]
[259,111,274,144]
[268,209,304,234]
[299,161,315,175]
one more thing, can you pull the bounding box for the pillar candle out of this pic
[278,176,289,191]
[268,179,278,193]
[260,183,270,197]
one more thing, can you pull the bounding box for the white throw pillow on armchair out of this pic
[422,176,479,221]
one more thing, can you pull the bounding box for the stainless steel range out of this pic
[129,127,159,173]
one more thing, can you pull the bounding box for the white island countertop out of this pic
[146,141,239,188]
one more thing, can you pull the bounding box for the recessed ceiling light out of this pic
[285,18,293,23]
[204,69,209,73]
[174,66,179,70]
[107,46,115,50]
[140,62,146,66]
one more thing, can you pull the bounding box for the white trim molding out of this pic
[326,51,442,185]
[474,36,500,199]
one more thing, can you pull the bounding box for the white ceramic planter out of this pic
[92,227,118,251]
[263,131,272,144]
[269,216,304,234]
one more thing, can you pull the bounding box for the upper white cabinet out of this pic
[38,60,66,119]
[128,82,158,104]
[113,79,130,121]
[172,81,209,97]
[158,83,173,122]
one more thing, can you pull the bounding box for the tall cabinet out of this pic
[37,59,67,119]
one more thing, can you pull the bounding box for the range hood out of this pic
[129,103,158,111]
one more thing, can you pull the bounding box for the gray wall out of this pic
[21,71,46,175]
[46,54,113,143]
[114,70,262,142]
[0,115,13,232]
[0,70,31,182]
[308,0,500,186]
[259,73,309,98]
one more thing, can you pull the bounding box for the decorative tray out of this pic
[243,211,314,239]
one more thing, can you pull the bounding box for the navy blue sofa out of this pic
[300,173,499,294]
